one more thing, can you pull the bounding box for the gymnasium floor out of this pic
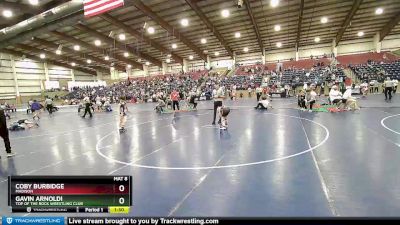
[0,94,400,217]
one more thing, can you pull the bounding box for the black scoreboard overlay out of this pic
[8,176,132,213]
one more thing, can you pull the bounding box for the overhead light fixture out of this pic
[118,33,126,40]
[147,27,155,34]
[221,9,230,18]
[124,52,129,57]
[274,25,281,31]
[214,52,220,56]
[108,31,114,38]
[172,43,177,49]
[145,62,150,66]
[127,64,132,68]
[181,18,189,27]
[55,50,61,55]
[375,8,383,15]
[189,55,194,60]
[87,59,92,64]
[73,45,80,51]
[235,32,241,38]
[321,17,328,24]
[104,55,109,61]
[270,0,279,7]
[29,0,39,5]
[39,53,45,59]
[71,62,76,67]
[2,10,13,18]
[137,58,142,62]
[357,31,364,37]
[166,58,171,63]
[276,42,282,48]
[201,38,207,44]
[314,37,320,43]
[94,40,101,46]
[243,47,249,52]
[110,66,115,71]
[143,21,147,29]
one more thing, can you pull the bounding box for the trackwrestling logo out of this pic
[6,217,12,224]
[1,217,64,225]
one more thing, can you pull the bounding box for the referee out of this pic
[0,109,15,158]
[212,84,225,125]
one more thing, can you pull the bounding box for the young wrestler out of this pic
[217,105,230,130]
[254,96,270,110]
[119,100,128,132]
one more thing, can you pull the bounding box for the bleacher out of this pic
[350,61,400,82]
[337,52,399,66]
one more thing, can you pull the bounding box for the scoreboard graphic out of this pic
[8,176,132,213]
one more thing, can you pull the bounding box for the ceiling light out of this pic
[375,8,383,15]
[221,9,230,18]
[137,58,142,62]
[243,47,249,52]
[147,27,155,34]
[87,59,92,64]
[189,55,194,60]
[181,18,189,27]
[71,62,76,66]
[94,40,101,46]
[104,55,109,61]
[214,52,219,56]
[357,31,364,37]
[145,62,150,66]
[314,37,320,43]
[127,64,132,68]
[124,52,129,57]
[276,42,282,48]
[235,32,241,38]
[321,17,328,24]
[270,0,279,7]
[166,58,171,63]
[2,10,13,18]
[167,54,171,58]
[172,43,177,49]
[201,38,207,44]
[73,45,80,51]
[55,50,61,55]
[29,0,39,5]
[39,53,45,59]
[118,33,126,41]
[110,66,115,71]
[274,25,281,31]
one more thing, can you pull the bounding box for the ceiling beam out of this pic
[131,0,207,61]
[243,0,264,55]
[32,37,126,71]
[75,23,162,67]
[379,12,400,42]
[14,44,109,74]
[100,13,183,65]
[1,49,96,76]
[295,0,305,51]
[51,31,143,70]
[184,0,233,58]
[335,0,363,46]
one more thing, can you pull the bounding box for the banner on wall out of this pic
[44,81,60,90]
[210,60,233,69]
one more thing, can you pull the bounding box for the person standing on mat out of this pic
[170,89,180,111]
[82,95,93,118]
[0,109,15,158]
[212,84,225,125]
[45,97,53,115]
[383,77,393,101]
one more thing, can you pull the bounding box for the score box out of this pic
[8,176,132,213]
